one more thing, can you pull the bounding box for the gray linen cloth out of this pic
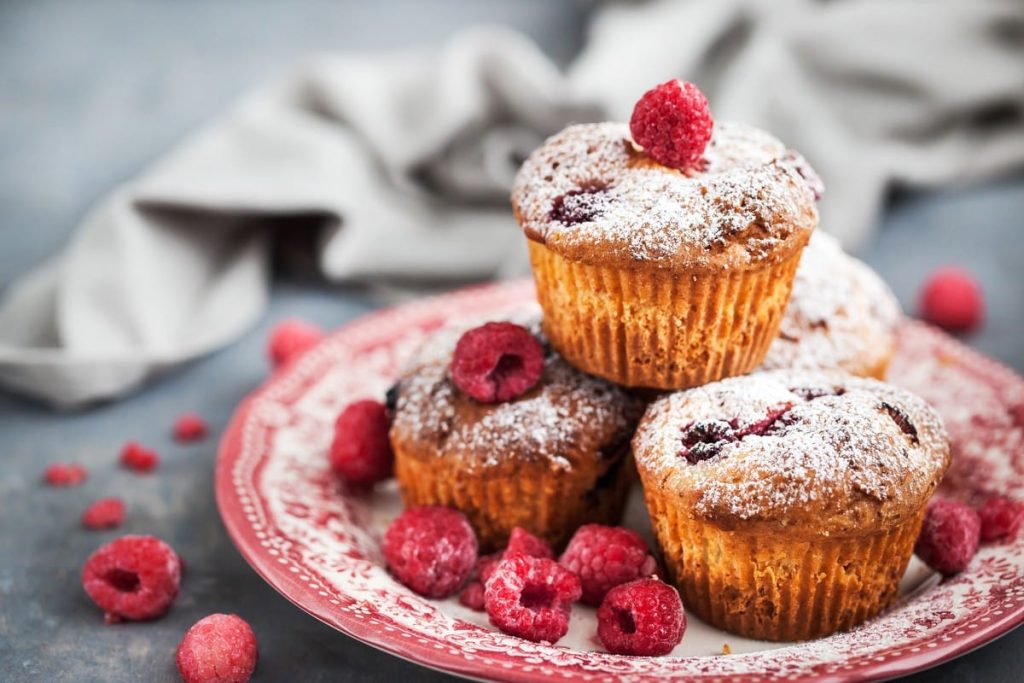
[2,0,1022,407]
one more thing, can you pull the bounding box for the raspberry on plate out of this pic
[918,266,984,333]
[484,553,582,643]
[173,413,209,442]
[459,529,551,612]
[504,527,553,560]
[597,578,686,656]
[329,400,394,487]
[977,495,1024,542]
[267,318,325,368]
[43,462,87,487]
[176,613,258,683]
[81,535,181,622]
[82,498,126,530]
[559,524,659,605]
[458,581,486,611]
[629,79,713,170]
[915,499,981,576]
[120,441,159,472]
[382,506,477,598]
[450,322,545,403]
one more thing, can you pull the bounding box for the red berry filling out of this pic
[82,498,126,530]
[329,400,394,487]
[484,553,581,643]
[977,495,1024,542]
[173,413,209,442]
[880,401,919,443]
[176,613,258,683]
[81,535,181,622]
[558,524,658,605]
[915,499,981,576]
[382,506,478,599]
[120,441,159,472]
[450,322,545,403]
[549,183,611,226]
[918,267,984,333]
[597,578,686,656]
[44,462,87,487]
[679,403,794,464]
[267,318,325,368]
[629,80,713,170]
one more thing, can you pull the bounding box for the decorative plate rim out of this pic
[216,279,1024,683]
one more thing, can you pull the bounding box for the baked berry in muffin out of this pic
[633,370,949,641]
[390,320,646,552]
[760,232,901,379]
[511,81,820,390]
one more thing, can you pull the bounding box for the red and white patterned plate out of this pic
[216,280,1024,682]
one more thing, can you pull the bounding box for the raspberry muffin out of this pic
[760,232,901,379]
[511,80,820,390]
[390,320,645,552]
[633,370,950,641]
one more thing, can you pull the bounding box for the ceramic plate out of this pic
[216,280,1024,682]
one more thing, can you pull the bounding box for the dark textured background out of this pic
[1,1,1022,681]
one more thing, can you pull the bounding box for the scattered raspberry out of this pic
[450,322,545,403]
[559,524,659,605]
[476,552,502,585]
[173,413,209,442]
[81,535,181,622]
[329,400,394,487]
[484,553,582,643]
[505,527,553,560]
[382,506,478,598]
[597,578,686,656]
[44,462,87,487]
[82,498,126,530]
[629,79,713,170]
[977,495,1024,542]
[918,267,984,333]
[914,499,981,576]
[120,442,159,472]
[459,581,486,611]
[267,318,325,368]
[176,613,258,683]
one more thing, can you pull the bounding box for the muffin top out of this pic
[633,370,949,537]
[391,321,645,475]
[760,232,902,375]
[511,122,819,271]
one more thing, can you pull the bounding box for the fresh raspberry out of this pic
[918,267,984,333]
[450,322,545,403]
[329,400,394,487]
[267,318,325,368]
[597,578,686,656]
[174,413,209,442]
[629,79,713,170]
[459,581,486,611]
[120,441,159,472]
[81,535,181,622]
[505,527,553,560]
[484,553,582,643]
[977,495,1024,542]
[915,499,981,576]
[82,498,126,530]
[476,552,502,585]
[176,613,258,683]
[559,524,659,605]
[382,506,478,598]
[44,462,87,487]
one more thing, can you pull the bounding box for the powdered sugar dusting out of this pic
[511,122,819,267]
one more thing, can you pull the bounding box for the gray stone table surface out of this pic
[1,1,1022,681]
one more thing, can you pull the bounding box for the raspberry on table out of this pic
[44,462,87,487]
[918,267,984,333]
[267,318,325,368]
[915,499,981,576]
[629,79,714,170]
[597,578,686,656]
[484,553,582,643]
[382,506,478,598]
[174,413,209,442]
[176,613,258,683]
[81,535,182,622]
[120,442,159,472]
[504,527,553,560]
[450,322,545,403]
[329,400,394,487]
[82,498,126,530]
[977,495,1024,542]
[559,524,659,605]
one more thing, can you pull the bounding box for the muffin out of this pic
[633,370,950,641]
[511,119,819,390]
[759,232,901,379]
[390,320,646,552]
